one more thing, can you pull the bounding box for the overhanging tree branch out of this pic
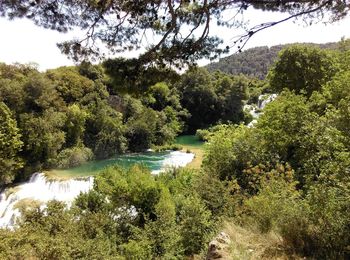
[0,0,348,65]
[231,0,334,52]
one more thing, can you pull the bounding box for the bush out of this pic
[245,176,350,259]
[152,144,182,152]
[244,173,302,233]
[55,146,94,168]
[178,195,213,255]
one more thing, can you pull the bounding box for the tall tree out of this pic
[0,102,23,185]
[268,45,338,96]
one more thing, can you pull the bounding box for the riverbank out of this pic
[181,146,204,169]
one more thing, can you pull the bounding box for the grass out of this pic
[181,145,204,170]
[222,222,303,260]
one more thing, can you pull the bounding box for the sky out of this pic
[0,7,349,71]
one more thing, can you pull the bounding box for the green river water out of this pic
[49,135,203,178]
[174,135,203,147]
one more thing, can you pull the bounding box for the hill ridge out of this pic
[205,42,338,79]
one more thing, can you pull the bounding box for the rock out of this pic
[206,232,231,260]
[216,232,231,244]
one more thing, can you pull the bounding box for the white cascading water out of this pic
[0,173,93,228]
[244,94,277,127]
[152,151,195,174]
[257,94,278,109]
[0,151,194,228]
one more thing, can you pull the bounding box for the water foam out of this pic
[0,173,93,228]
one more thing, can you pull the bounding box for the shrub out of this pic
[244,175,302,234]
[245,176,350,258]
[55,146,93,168]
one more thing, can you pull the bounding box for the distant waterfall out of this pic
[257,94,278,110]
[244,94,277,126]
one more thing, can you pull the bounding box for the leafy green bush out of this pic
[245,176,350,258]
[55,146,93,168]
[0,101,23,185]
[244,173,302,233]
[178,195,213,255]
[152,143,182,152]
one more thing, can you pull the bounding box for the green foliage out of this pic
[244,169,301,231]
[256,91,312,162]
[144,82,175,111]
[268,45,338,96]
[23,72,65,113]
[244,174,350,258]
[2,0,347,67]
[195,171,239,217]
[144,188,181,258]
[0,61,189,179]
[152,143,182,152]
[0,200,119,259]
[64,104,89,147]
[204,124,266,184]
[55,146,94,169]
[177,68,246,133]
[125,104,183,151]
[1,38,350,260]
[196,124,232,141]
[322,70,350,107]
[0,166,217,258]
[93,165,162,223]
[92,109,126,159]
[78,61,105,81]
[119,239,152,260]
[301,183,350,258]
[19,109,66,167]
[126,108,161,152]
[178,195,213,255]
[202,46,350,258]
[47,66,97,103]
[0,102,23,185]
[103,58,180,95]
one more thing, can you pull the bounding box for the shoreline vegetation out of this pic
[44,135,205,180]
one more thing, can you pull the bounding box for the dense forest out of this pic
[0,38,349,259]
[0,59,252,186]
[205,42,338,79]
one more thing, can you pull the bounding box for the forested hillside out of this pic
[205,42,338,79]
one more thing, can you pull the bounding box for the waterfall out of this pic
[257,94,278,110]
[244,94,277,127]
[0,173,93,228]
[0,150,194,228]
